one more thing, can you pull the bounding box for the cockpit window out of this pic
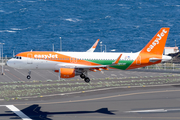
[14,56,22,59]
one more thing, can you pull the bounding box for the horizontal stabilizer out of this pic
[149,55,172,62]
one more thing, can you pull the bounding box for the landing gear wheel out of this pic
[80,74,86,79]
[27,75,31,79]
[84,77,90,83]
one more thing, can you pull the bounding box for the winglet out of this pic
[92,39,100,48]
[86,39,100,52]
[111,54,122,65]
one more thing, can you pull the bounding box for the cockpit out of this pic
[13,56,22,59]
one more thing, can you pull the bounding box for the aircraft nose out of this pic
[7,59,14,67]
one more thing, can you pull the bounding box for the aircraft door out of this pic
[136,56,141,65]
[70,57,77,63]
[27,54,33,64]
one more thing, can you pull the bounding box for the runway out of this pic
[0,65,180,120]
[0,85,180,120]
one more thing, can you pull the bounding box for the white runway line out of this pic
[0,105,32,120]
[125,109,167,113]
[32,70,47,79]
[14,69,26,76]
[125,108,180,113]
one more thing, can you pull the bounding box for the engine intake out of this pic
[54,68,77,78]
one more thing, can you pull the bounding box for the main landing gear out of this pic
[27,70,31,79]
[80,73,90,83]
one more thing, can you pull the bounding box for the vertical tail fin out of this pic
[127,28,170,70]
[140,28,170,55]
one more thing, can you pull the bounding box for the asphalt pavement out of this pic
[0,65,180,120]
[0,85,180,120]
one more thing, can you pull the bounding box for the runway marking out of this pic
[47,70,57,76]
[66,115,180,119]
[125,109,167,113]
[32,70,47,80]
[7,71,24,81]
[0,69,15,82]
[0,105,32,120]
[4,74,15,82]
[14,69,26,77]
[125,108,180,113]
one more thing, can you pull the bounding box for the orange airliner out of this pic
[7,28,171,83]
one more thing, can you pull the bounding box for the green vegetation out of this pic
[0,74,180,101]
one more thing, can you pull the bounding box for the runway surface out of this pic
[0,85,180,120]
[0,65,180,120]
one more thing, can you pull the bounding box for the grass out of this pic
[0,74,180,101]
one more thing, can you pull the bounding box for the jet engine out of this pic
[54,68,80,78]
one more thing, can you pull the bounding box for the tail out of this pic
[127,28,170,70]
[140,28,170,55]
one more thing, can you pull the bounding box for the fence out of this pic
[0,56,10,64]
[141,63,180,71]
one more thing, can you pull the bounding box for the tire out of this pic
[27,75,31,79]
[80,74,86,79]
[84,77,90,83]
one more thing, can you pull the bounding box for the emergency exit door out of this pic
[136,56,141,65]
[27,54,33,64]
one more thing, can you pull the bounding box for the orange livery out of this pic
[7,28,171,83]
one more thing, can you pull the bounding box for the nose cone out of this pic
[7,60,11,67]
[7,59,14,68]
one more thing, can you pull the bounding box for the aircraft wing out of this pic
[86,39,100,52]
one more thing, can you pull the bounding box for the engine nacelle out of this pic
[54,68,76,78]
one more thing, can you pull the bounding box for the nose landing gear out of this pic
[27,75,31,79]
[27,70,31,79]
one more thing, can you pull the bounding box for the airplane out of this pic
[7,28,172,83]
